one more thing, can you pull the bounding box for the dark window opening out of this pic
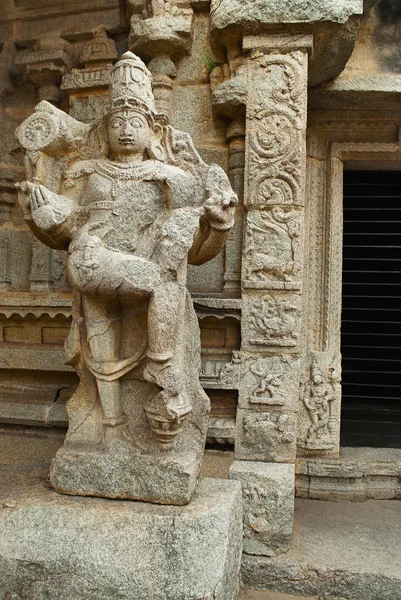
[341,170,401,448]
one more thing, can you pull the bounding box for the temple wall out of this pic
[1,0,401,502]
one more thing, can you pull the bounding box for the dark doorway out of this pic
[341,170,401,447]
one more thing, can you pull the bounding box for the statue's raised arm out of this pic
[16,52,238,505]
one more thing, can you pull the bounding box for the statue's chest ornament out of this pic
[87,160,160,215]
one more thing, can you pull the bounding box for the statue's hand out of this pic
[28,184,59,232]
[18,182,72,233]
[203,190,238,231]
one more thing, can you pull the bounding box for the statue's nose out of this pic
[121,120,133,135]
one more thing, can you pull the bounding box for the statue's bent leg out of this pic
[81,295,126,438]
[144,281,192,446]
[68,235,163,298]
[148,282,184,363]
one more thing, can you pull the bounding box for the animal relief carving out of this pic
[244,207,302,289]
[236,409,296,462]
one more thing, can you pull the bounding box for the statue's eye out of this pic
[131,119,143,128]
[111,121,121,129]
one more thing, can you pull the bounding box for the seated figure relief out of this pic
[16,52,237,504]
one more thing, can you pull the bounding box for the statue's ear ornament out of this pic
[146,139,165,162]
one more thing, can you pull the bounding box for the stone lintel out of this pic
[210,0,364,31]
[243,34,314,54]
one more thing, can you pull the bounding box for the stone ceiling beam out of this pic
[209,0,364,87]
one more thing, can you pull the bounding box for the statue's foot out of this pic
[103,414,128,427]
[103,414,128,447]
[145,390,192,448]
[103,423,127,447]
[143,357,180,395]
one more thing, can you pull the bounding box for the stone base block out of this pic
[0,477,243,600]
[229,460,294,556]
[50,439,199,505]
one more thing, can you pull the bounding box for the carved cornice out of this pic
[0,293,72,319]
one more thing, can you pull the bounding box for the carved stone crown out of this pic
[108,51,156,117]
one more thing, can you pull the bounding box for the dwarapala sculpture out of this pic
[16,52,237,504]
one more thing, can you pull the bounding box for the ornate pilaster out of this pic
[29,239,68,292]
[229,34,311,556]
[209,28,246,296]
[223,115,245,294]
[236,35,310,462]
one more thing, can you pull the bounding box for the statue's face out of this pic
[107,110,151,158]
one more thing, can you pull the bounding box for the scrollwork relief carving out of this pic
[246,51,307,208]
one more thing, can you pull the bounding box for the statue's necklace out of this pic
[95,159,158,181]
[93,159,160,204]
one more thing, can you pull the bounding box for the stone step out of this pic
[240,591,317,600]
[242,497,401,600]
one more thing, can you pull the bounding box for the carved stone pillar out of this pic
[62,26,117,122]
[0,230,12,290]
[209,26,246,297]
[229,34,311,556]
[15,36,73,105]
[224,115,245,294]
[128,0,194,118]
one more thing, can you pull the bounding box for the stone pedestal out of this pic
[51,439,201,505]
[0,477,243,600]
[229,460,294,556]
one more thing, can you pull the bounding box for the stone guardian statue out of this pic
[16,52,237,505]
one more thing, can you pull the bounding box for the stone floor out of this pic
[1,426,401,600]
[242,496,401,600]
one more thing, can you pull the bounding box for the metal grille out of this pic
[341,170,401,447]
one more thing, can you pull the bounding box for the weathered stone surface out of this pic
[0,475,243,600]
[242,498,401,600]
[16,51,237,504]
[229,461,294,556]
[296,447,401,501]
[239,591,318,600]
[235,409,297,463]
[242,294,301,350]
[243,208,304,291]
[239,354,300,411]
[297,351,341,454]
[51,439,200,504]
[210,0,363,30]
